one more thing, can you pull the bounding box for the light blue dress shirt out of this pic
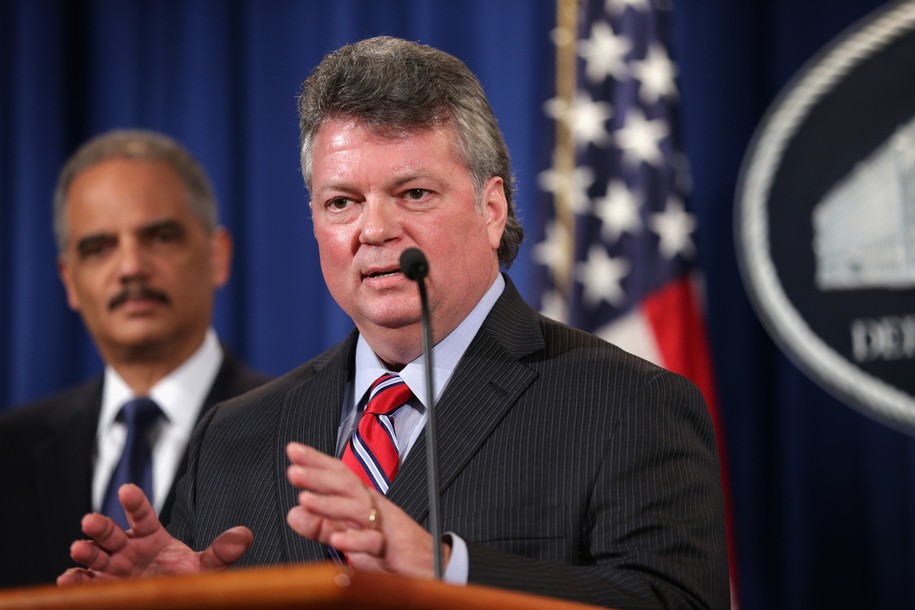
[336,274,505,584]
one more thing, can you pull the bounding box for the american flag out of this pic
[534,0,738,604]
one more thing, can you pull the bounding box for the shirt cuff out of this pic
[441,532,469,585]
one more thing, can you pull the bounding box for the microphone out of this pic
[400,247,428,282]
[399,247,443,580]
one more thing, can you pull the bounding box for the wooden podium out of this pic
[0,562,602,609]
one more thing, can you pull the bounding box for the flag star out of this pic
[614,107,668,167]
[631,43,678,103]
[539,289,568,323]
[545,92,614,148]
[533,219,571,269]
[538,165,596,215]
[549,24,577,48]
[542,96,565,120]
[578,20,631,84]
[594,180,641,242]
[649,197,697,259]
[576,245,631,307]
[604,0,650,15]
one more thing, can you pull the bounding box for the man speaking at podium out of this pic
[59,37,729,609]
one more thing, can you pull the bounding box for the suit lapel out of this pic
[388,278,544,524]
[277,334,357,563]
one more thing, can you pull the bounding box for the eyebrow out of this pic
[138,219,186,238]
[315,172,440,195]
[74,233,115,257]
[73,219,187,255]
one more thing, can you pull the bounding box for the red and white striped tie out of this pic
[342,373,412,494]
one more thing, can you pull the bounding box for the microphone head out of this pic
[400,247,429,281]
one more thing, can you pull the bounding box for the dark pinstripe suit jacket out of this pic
[0,351,270,588]
[169,278,728,609]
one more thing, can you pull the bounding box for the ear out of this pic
[209,227,233,289]
[482,176,508,252]
[57,256,82,312]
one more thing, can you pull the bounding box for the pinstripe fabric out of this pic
[166,277,728,609]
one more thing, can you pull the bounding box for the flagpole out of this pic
[554,0,578,303]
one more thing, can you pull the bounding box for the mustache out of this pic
[108,284,170,310]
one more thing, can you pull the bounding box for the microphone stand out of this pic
[417,276,443,580]
[400,248,443,579]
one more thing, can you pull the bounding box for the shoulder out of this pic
[526,313,709,425]
[203,333,357,421]
[0,376,102,439]
[486,275,684,387]
[212,349,274,395]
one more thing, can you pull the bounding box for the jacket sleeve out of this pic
[465,370,730,610]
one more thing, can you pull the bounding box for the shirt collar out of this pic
[353,274,505,410]
[100,328,224,431]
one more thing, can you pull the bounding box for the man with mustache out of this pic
[57,39,729,608]
[0,130,270,587]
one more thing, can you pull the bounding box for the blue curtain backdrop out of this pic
[0,1,910,608]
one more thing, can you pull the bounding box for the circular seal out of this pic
[735,1,915,433]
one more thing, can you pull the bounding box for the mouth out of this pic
[368,269,402,279]
[362,265,404,281]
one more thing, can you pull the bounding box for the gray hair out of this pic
[53,129,218,253]
[297,36,524,267]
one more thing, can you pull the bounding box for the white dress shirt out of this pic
[92,328,224,513]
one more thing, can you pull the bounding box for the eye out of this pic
[405,188,428,200]
[76,236,115,260]
[137,220,186,246]
[326,197,352,211]
[150,224,183,243]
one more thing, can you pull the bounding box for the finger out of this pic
[286,505,327,541]
[57,567,98,586]
[78,513,127,564]
[328,528,385,557]
[69,539,108,570]
[344,551,387,572]
[119,484,161,537]
[296,489,367,531]
[199,526,254,570]
[287,463,358,496]
[287,445,357,485]
[81,511,123,542]
[286,441,331,466]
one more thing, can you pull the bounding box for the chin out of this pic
[112,326,172,349]
[362,308,423,331]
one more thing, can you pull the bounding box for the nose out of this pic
[359,200,401,246]
[117,238,151,281]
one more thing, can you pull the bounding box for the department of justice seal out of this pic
[735,1,915,433]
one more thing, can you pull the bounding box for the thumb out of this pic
[199,526,254,570]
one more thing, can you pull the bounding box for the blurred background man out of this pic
[0,130,270,587]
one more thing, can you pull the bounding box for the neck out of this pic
[110,361,177,395]
[103,330,207,395]
[364,327,424,372]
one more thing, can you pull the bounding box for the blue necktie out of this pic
[101,397,162,530]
